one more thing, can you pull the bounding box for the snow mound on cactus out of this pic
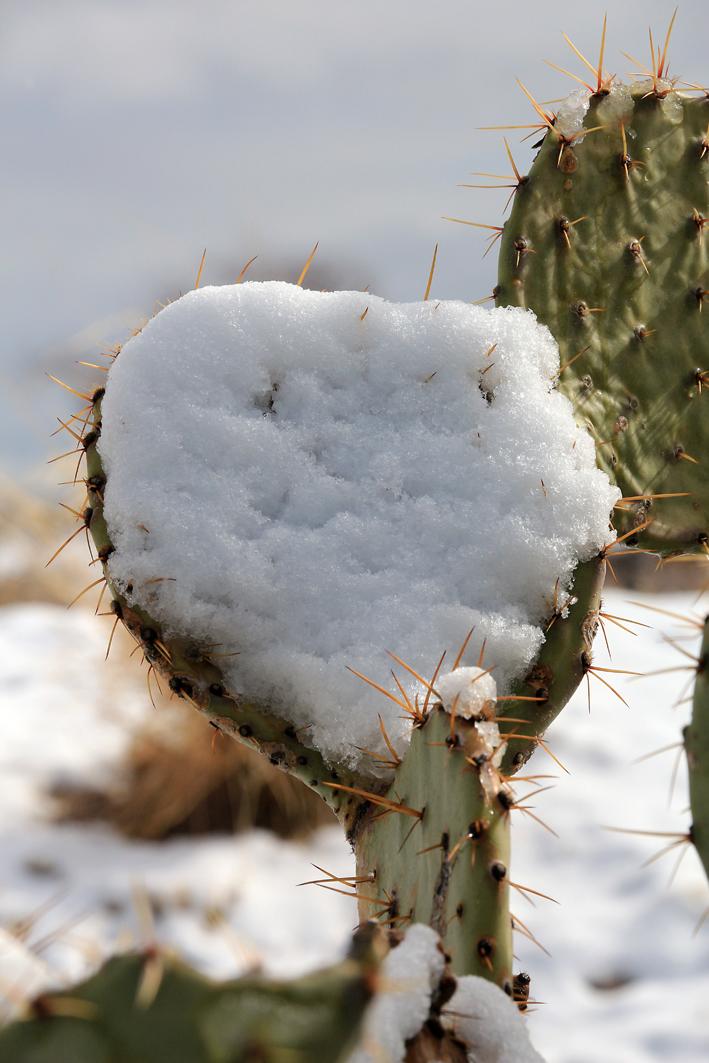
[445,976,546,1063]
[345,924,444,1063]
[437,666,498,719]
[99,281,617,768]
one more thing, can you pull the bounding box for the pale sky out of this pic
[1,0,704,475]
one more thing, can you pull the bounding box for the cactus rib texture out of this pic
[496,89,708,556]
[686,614,709,883]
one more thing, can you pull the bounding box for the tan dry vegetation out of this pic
[0,474,87,606]
[53,686,334,840]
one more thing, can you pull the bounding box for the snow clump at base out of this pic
[345,923,444,1063]
[444,975,546,1063]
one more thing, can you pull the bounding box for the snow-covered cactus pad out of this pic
[90,282,616,776]
[496,84,708,556]
[80,281,616,989]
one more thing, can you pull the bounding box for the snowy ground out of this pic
[0,589,707,1061]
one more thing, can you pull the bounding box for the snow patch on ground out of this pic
[99,281,617,769]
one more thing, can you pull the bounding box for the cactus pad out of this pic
[497,86,708,556]
[0,927,384,1063]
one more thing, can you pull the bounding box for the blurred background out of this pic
[1,2,708,1060]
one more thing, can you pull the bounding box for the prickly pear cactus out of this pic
[686,614,709,883]
[496,85,708,556]
[39,25,709,1063]
[0,926,385,1063]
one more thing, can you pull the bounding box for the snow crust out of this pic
[99,281,618,768]
[445,976,545,1063]
[556,82,636,140]
[597,82,634,126]
[437,666,497,719]
[346,923,444,1063]
[554,88,590,138]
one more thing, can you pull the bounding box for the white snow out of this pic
[437,666,498,719]
[597,82,634,127]
[555,82,636,141]
[445,976,545,1063]
[99,281,617,769]
[0,604,145,822]
[345,923,444,1063]
[346,923,545,1063]
[554,88,590,138]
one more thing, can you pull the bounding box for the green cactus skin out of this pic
[501,554,605,771]
[685,615,709,884]
[0,926,384,1063]
[353,706,513,988]
[496,88,708,557]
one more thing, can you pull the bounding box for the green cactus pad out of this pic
[685,614,709,884]
[0,927,384,1063]
[496,87,708,556]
